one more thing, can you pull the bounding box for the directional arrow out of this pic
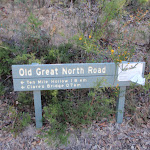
[21,86,25,89]
[21,81,24,84]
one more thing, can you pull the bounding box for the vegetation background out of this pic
[0,0,150,148]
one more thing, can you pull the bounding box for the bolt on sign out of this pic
[12,62,145,128]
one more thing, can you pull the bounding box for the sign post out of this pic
[33,90,42,128]
[116,86,126,124]
[12,62,145,128]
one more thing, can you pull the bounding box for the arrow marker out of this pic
[21,81,24,84]
[21,86,25,89]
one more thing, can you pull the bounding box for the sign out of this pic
[12,63,138,91]
[12,62,145,128]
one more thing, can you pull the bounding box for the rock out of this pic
[118,133,127,140]
[114,141,122,148]
[85,143,92,149]
[145,141,150,146]
[92,145,99,149]
[131,145,135,150]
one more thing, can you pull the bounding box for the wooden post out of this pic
[116,86,126,124]
[32,63,42,128]
[33,90,42,128]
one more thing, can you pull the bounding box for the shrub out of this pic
[42,80,116,146]
[0,45,14,78]
[12,53,43,64]
[17,92,33,106]
[3,106,31,136]
[0,83,5,97]
[45,43,74,64]
[18,12,50,55]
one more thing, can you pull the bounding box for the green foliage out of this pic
[42,81,115,146]
[27,13,42,31]
[125,72,150,116]
[0,44,14,98]
[143,73,150,94]
[19,12,50,54]
[138,0,149,4]
[17,92,33,106]
[20,112,31,127]
[4,106,31,136]
[0,83,5,97]
[11,111,31,135]
[72,0,131,64]
[42,90,69,146]
[109,45,135,63]
[91,0,126,40]
[126,0,150,11]
[73,0,141,64]
[102,0,126,23]
[12,53,43,64]
[0,43,43,98]
[46,43,73,63]
[129,0,149,5]
[0,45,14,77]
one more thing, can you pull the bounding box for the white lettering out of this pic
[88,66,106,74]
[27,80,35,84]
[42,69,45,75]
[28,69,32,76]
[66,83,69,87]
[62,67,67,75]
[55,68,58,75]
[88,66,93,74]
[19,68,24,76]
[93,68,97,73]
[68,69,72,74]
[45,69,49,75]
[102,67,106,73]
[19,68,32,76]
[62,67,84,75]
[36,68,41,75]
[47,84,50,88]
[50,69,55,75]
[98,68,101,73]
[77,68,80,74]
[38,80,48,84]
[36,68,59,76]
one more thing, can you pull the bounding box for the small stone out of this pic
[32,141,36,146]
[145,141,150,146]
[92,145,99,149]
[118,133,127,140]
[93,134,97,138]
[131,145,134,150]
[85,143,92,149]
[115,141,122,147]
[99,140,105,147]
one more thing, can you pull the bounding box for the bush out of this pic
[0,83,5,97]
[3,106,31,136]
[17,92,33,106]
[42,81,116,146]
[45,43,73,64]
[0,45,14,78]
